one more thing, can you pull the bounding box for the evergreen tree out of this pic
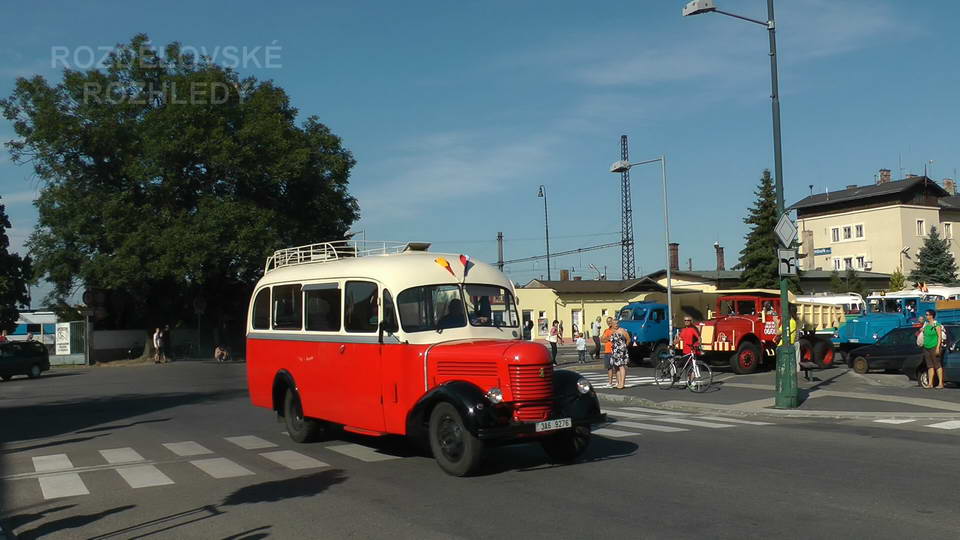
[829,270,844,293]
[889,268,906,291]
[0,197,32,333]
[736,169,801,291]
[908,226,958,284]
[844,268,865,298]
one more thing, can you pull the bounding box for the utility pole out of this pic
[496,232,504,271]
[620,135,636,279]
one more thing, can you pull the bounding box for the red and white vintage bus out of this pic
[246,240,605,476]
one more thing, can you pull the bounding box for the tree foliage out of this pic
[736,169,800,292]
[828,270,844,293]
[889,268,906,292]
[908,226,958,285]
[843,268,866,298]
[1,35,359,341]
[0,198,32,333]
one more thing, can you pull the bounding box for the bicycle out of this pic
[654,349,713,393]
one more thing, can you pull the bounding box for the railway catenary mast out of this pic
[619,135,636,279]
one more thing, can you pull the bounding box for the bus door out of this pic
[378,288,409,433]
[341,280,385,432]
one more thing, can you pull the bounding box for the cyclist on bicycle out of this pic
[674,316,701,356]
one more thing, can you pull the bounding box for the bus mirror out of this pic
[378,321,385,344]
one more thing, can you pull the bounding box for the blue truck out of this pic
[833,292,960,363]
[616,301,672,365]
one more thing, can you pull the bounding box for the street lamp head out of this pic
[682,0,716,17]
[609,160,631,173]
[537,185,545,197]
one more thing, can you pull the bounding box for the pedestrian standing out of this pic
[591,317,602,360]
[919,309,946,389]
[547,320,560,365]
[575,332,587,364]
[153,327,163,364]
[610,319,630,389]
[601,317,615,387]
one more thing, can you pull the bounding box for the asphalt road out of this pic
[2,362,959,539]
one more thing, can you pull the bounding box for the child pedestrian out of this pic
[575,332,587,364]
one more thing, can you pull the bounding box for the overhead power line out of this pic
[501,241,622,266]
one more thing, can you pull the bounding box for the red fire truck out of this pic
[697,290,843,374]
[245,241,605,476]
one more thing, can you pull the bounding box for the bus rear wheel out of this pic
[283,389,324,443]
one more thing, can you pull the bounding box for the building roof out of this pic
[789,176,947,210]
[643,269,890,281]
[938,195,960,209]
[521,277,678,294]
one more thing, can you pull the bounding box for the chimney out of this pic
[687,258,692,271]
[879,169,892,183]
[802,229,814,270]
[944,178,956,196]
[714,244,725,271]
[559,269,570,281]
[669,242,679,272]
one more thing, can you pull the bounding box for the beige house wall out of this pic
[796,204,957,275]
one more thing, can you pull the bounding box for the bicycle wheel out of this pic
[687,360,713,393]
[654,359,675,389]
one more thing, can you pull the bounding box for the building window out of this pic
[944,223,953,239]
[833,258,842,271]
[917,219,925,236]
[856,256,865,269]
[855,224,864,238]
[842,226,852,240]
[843,257,853,270]
[831,228,840,242]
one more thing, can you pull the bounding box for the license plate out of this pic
[535,417,572,432]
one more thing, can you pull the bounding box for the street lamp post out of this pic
[610,156,673,348]
[683,0,797,408]
[538,185,552,280]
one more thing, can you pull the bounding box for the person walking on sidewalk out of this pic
[601,317,615,386]
[610,319,630,389]
[591,317,602,360]
[919,309,947,389]
[575,332,587,364]
[547,320,560,365]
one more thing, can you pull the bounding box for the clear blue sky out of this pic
[2,0,958,302]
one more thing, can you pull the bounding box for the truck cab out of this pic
[617,301,670,365]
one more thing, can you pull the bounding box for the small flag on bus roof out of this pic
[435,257,455,276]
[459,254,473,278]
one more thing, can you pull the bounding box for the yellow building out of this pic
[791,171,959,275]
[516,277,716,341]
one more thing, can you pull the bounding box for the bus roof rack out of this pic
[264,240,429,273]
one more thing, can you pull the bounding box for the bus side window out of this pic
[382,289,399,333]
[252,288,270,330]
[273,284,303,330]
[345,281,379,333]
[305,283,341,331]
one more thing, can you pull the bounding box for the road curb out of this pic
[595,392,960,420]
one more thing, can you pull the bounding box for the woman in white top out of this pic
[547,320,560,365]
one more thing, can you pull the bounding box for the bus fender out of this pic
[552,369,602,420]
[272,370,298,417]
[406,381,496,442]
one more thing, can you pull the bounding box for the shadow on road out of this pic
[222,469,348,506]
[0,434,112,455]
[74,417,172,434]
[0,389,247,444]
[477,436,639,476]
[15,504,134,539]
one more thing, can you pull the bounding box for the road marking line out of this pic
[326,444,402,462]
[696,416,774,426]
[99,447,146,464]
[190,457,255,479]
[622,407,691,416]
[32,454,74,472]
[592,428,639,438]
[260,450,329,470]
[225,436,278,450]
[611,420,688,433]
[873,418,917,425]
[603,410,654,420]
[163,441,213,457]
[642,417,734,428]
[926,420,960,430]
[38,473,89,499]
[116,465,174,488]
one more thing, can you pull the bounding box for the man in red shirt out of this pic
[675,316,700,355]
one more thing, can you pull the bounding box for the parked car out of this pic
[847,325,960,387]
[0,340,51,381]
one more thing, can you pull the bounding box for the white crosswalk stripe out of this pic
[38,473,89,499]
[695,416,773,426]
[116,465,174,488]
[100,447,145,464]
[163,441,213,457]
[260,450,329,470]
[326,443,402,462]
[873,418,917,425]
[32,454,74,472]
[594,408,775,439]
[622,407,691,416]
[611,420,688,433]
[592,428,639,438]
[581,373,655,388]
[225,435,278,450]
[926,420,960,430]
[190,457,255,479]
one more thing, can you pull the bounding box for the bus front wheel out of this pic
[283,389,324,443]
[429,402,483,476]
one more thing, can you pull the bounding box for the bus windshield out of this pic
[397,284,519,332]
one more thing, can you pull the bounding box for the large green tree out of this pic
[908,226,958,284]
[0,197,32,333]
[889,268,906,291]
[736,169,800,291]
[1,34,359,344]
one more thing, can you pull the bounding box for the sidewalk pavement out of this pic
[547,344,960,420]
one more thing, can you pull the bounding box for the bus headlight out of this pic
[485,387,503,404]
[576,377,592,394]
